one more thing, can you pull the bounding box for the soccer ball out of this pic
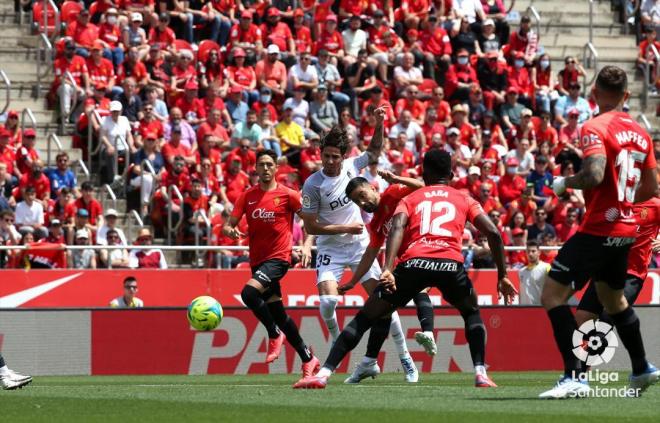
[187,296,223,331]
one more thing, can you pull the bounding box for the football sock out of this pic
[547,305,582,377]
[0,353,5,369]
[241,285,280,339]
[462,310,486,366]
[267,301,313,363]
[413,292,434,332]
[365,316,392,359]
[320,295,340,341]
[316,367,332,378]
[608,306,648,375]
[475,365,487,376]
[324,311,373,372]
[389,311,410,357]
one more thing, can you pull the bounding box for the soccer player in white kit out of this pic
[300,106,418,383]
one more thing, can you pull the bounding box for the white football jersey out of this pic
[302,151,370,248]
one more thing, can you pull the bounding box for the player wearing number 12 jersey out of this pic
[223,150,320,380]
[293,149,517,389]
[540,66,659,399]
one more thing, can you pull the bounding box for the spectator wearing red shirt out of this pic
[225,138,257,174]
[476,51,508,110]
[135,104,164,149]
[477,180,503,214]
[148,13,176,51]
[508,228,528,268]
[260,8,295,60]
[229,10,263,63]
[419,16,452,84]
[361,87,395,127]
[53,40,89,120]
[197,108,230,152]
[300,138,321,182]
[15,129,39,176]
[75,181,104,231]
[510,108,537,150]
[387,133,416,170]
[395,86,426,124]
[534,111,558,151]
[292,8,312,55]
[532,53,554,113]
[506,15,537,64]
[226,48,259,105]
[313,15,344,62]
[182,178,210,240]
[97,8,124,68]
[453,165,482,198]
[169,50,198,97]
[86,41,118,98]
[201,88,232,128]
[556,56,586,97]
[48,187,76,227]
[116,46,148,88]
[553,206,580,242]
[445,49,479,101]
[17,160,50,208]
[255,44,288,102]
[162,125,196,171]
[507,52,533,106]
[637,27,660,77]
[223,156,250,205]
[423,86,452,127]
[450,104,478,149]
[498,162,527,206]
[0,130,17,182]
[421,106,446,145]
[66,9,99,57]
[175,80,207,127]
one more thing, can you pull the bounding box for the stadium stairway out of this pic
[516,0,659,134]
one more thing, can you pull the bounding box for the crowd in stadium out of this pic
[0,0,659,270]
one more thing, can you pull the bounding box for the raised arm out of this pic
[378,169,424,189]
[366,106,387,162]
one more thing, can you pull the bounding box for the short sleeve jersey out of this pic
[627,198,660,280]
[578,111,656,237]
[301,151,370,248]
[368,184,417,249]
[231,184,301,267]
[393,185,484,262]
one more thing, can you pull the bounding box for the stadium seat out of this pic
[61,1,83,25]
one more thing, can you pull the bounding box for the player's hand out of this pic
[652,237,660,254]
[552,176,566,196]
[377,169,396,184]
[345,223,364,234]
[225,227,244,240]
[300,245,312,268]
[497,277,517,305]
[338,279,358,294]
[379,269,396,293]
[373,105,388,124]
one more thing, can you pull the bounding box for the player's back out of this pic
[394,184,484,263]
[368,184,417,245]
[579,111,656,237]
[301,153,370,247]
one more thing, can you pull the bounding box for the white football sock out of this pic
[0,365,9,376]
[319,295,340,341]
[389,311,410,357]
[475,365,487,376]
[316,367,332,378]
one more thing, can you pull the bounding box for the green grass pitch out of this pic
[1,372,658,422]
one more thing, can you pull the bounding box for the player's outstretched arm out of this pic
[339,246,380,293]
[366,106,387,163]
[473,213,517,305]
[634,167,658,203]
[378,169,424,190]
[557,154,606,193]
[299,212,364,235]
[381,213,408,292]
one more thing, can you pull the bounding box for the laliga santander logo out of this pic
[572,319,619,366]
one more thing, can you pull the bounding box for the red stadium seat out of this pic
[32,1,58,36]
[236,262,251,269]
[61,1,83,25]
[198,40,220,63]
[174,40,195,59]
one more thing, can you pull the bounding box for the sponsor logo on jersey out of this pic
[302,195,311,209]
[604,207,620,222]
[329,194,351,211]
[251,208,276,220]
[602,236,635,247]
[404,258,458,272]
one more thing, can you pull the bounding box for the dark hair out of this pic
[24,186,36,194]
[526,240,539,248]
[422,149,452,183]
[256,149,278,163]
[345,177,370,198]
[81,181,94,191]
[595,65,627,96]
[123,276,137,286]
[56,152,69,161]
[521,15,531,23]
[107,229,118,236]
[190,178,202,185]
[320,126,350,155]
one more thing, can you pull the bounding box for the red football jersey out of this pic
[231,184,301,267]
[627,198,660,280]
[393,185,484,262]
[578,111,656,237]
[368,184,417,249]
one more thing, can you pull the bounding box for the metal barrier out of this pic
[525,5,541,36]
[193,209,211,268]
[20,108,37,137]
[140,159,157,219]
[45,133,62,167]
[101,184,118,212]
[0,70,11,115]
[638,113,653,132]
[75,158,90,182]
[642,43,660,112]
[87,109,103,173]
[46,0,60,42]
[36,33,53,99]
[166,185,184,245]
[126,210,144,243]
[112,135,131,180]
[581,42,599,96]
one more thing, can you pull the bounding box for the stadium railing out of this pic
[193,209,212,266]
[166,184,184,245]
[101,183,118,212]
[581,42,599,97]
[126,209,144,241]
[112,134,130,180]
[641,43,659,112]
[525,5,541,35]
[21,107,37,137]
[46,132,63,166]
[0,70,11,115]
[140,159,157,219]
[36,32,53,100]
[638,113,652,132]
[87,109,103,173]
[61,70,78,129]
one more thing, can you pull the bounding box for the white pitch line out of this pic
[28,384,435,389]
